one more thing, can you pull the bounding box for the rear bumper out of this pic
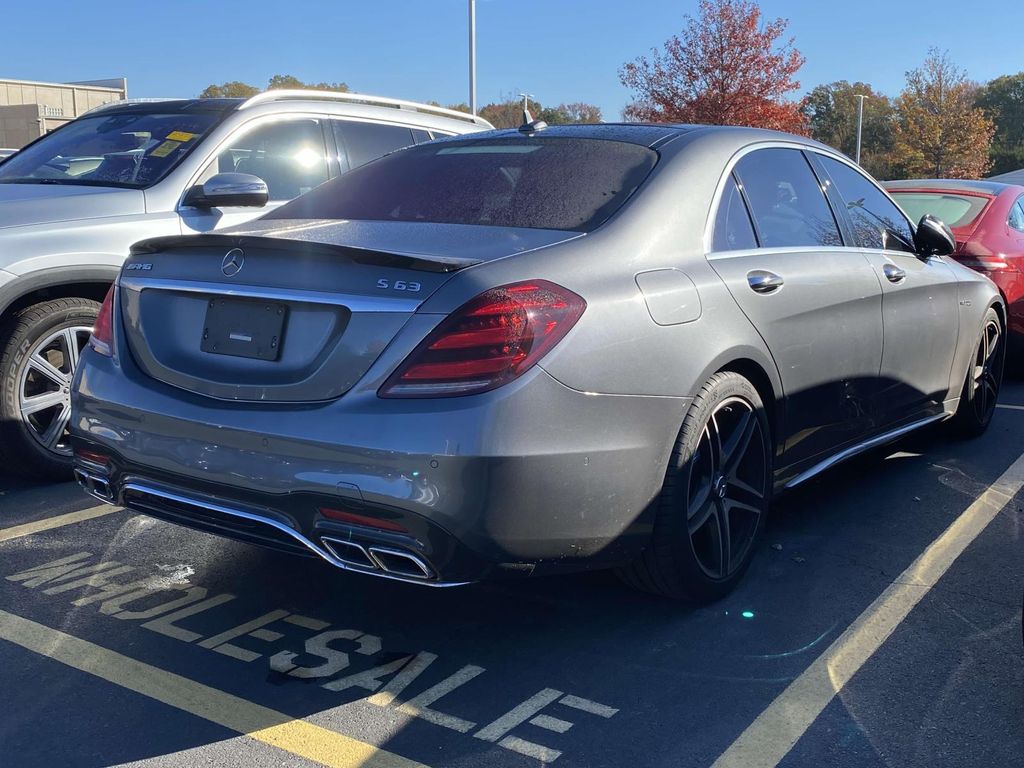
[71,348,688,585]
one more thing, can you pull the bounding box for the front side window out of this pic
[207,118,329,202]
[712,175,758,251]
[818,156,915,253]
[0,111,220,189]
[733,148,842,248]
[334,121,416,169]
[269,136,659,233]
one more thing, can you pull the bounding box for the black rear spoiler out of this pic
[130,234,482,274]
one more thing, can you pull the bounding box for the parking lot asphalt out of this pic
[1,385,1022,768]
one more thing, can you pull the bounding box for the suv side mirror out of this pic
[183,172,269,209]
[914,214,955,257]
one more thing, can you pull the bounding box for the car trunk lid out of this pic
[118,220,580,402]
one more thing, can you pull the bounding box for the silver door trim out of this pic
[784,412,949,489]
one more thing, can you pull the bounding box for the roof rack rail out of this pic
[237,89,493,127]
[81,97,188,116]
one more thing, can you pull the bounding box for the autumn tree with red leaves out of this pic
[619,0,807,133]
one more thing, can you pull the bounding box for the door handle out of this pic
[882,263,906,283]
[747,270,784,294]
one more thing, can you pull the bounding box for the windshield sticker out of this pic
[166,130,197,142]
[150,140,182,158]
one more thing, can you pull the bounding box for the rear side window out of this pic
[269,137,659,233]
[818,155,915,253]
[712,175,758,251]
[334,121,415,169]
[1009,198,1024,232]
[733,148,842,248]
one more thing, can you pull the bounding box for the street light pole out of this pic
[469,0,477,115]
[855,94,865,165]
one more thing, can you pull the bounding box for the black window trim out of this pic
[728,145,846,252]
[709,172,761,253]
[331,117,420,172]
[802,150,856,249]
[808,149,918,254]
[731,171,762,248]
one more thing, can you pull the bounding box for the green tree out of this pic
[199,75,349,100]
[892,49,994,179]
[479,98,526,129]
[266,74,349,92]
[199,81,260,98]
[557,102,603,123]
[975,73,1024,175]
[479,97,602,128]
[802,81,894,178]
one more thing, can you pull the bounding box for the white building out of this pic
[0,77,127,149]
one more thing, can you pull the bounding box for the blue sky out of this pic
[3,0,1019,119]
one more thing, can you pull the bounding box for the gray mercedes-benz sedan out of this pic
[70,123,1004,601]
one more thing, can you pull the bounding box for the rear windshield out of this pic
[888,191,990,229]
[268,136,659,232]
[0,111,220,189]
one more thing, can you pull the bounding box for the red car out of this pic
[884,179,1024,347]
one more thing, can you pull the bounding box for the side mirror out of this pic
[914,214,955,258]
[183,172,269,209]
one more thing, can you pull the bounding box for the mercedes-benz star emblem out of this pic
[221,248,244,277]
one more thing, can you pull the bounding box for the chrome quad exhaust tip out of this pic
[320,537,435,579]
[73,467,115,503]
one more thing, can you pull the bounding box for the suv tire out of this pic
[0,297,100,480]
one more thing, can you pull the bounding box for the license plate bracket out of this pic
[201,297,287,361]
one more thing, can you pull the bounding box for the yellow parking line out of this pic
[0,608,427,768]
[712,450,1024,768]
[0,505,121,543]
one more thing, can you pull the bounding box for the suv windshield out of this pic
[269,136,659,232]
[0,111,220,189]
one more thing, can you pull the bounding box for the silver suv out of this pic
[0,90,491,478]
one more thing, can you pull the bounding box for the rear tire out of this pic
[0,298,99,481]
[619,371,772,602]
[951,307,1003,438]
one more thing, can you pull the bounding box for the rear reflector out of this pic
[318,507,408,533]
[379,280,586,397]
[74,448,110,466]
[89,285,115,357]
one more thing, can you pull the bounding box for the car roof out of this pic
[84,91,492,131]
[438,123,691,147]
[882,178,1014,196]
[442,123,844,151]
[85,98,243,116]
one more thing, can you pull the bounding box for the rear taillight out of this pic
[379,280,586,398]
[89,285,115,357]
